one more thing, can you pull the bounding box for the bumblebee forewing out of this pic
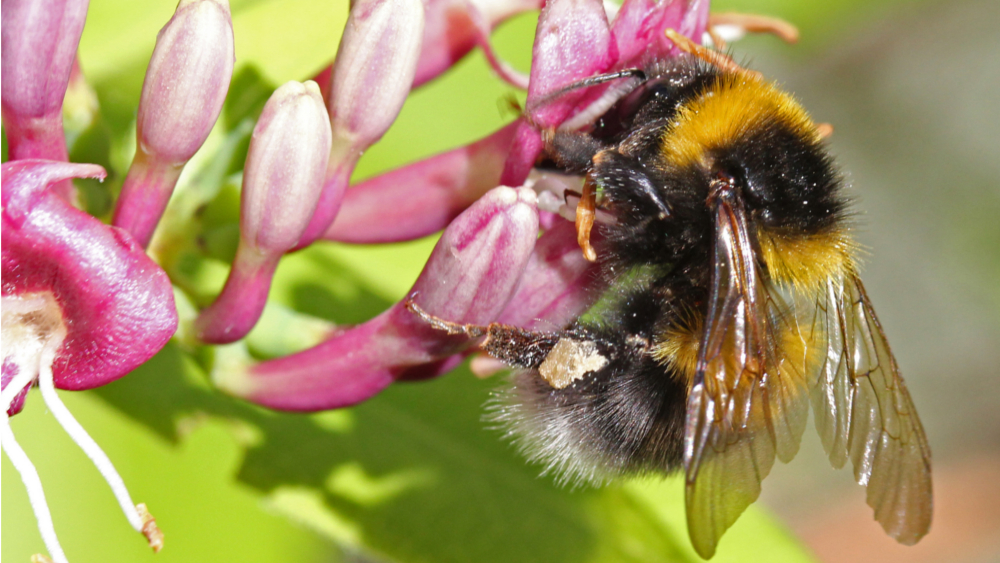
[684,201,809,558]
[805,274,932,544]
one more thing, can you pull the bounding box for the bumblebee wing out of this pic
[684,201,810,559]
[806,274,932,543]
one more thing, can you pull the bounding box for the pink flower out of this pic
[2,161,177,563]
[215,186,540,410]
[323,0,710,243]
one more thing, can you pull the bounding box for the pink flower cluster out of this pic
[2,0,710,560]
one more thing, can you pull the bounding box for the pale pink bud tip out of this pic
[135,0,235,163]
[214,187,539,411]
[329,0,424,147]
[296,0,425,247]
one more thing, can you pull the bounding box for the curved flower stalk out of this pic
[296,0,425,248]
[196,81,333,344]
[1,0,90,202]
[111,0,235,248]
[215,186,539,411]
[2,161,177,563]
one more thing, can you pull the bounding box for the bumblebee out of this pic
[410,36,932,559]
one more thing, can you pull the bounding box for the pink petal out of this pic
[500,0,614,186]
[611,0,710,66]
[2,160,178,391]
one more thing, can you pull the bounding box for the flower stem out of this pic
[36,337,145,535]
[0,417,69,563]
[111,150,185,248]
[195,244,281,344]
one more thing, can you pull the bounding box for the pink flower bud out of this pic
[296,0,425,247]
[111,0,235,247]
[215,186,539,411]
[196,81,332,344]
[1,0,90,201]
[2,160,175,563]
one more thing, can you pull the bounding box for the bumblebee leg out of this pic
[405,298,561,368]
[404,299,487,337]
[575,177,599,262]
[708,12,800,44]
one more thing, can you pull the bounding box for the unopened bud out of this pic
[216,186,540,411]
[112,0,235,247]
[135,0,235,163]
[296,0,425,246]
[196,81,332,344]
[329,0,424,149]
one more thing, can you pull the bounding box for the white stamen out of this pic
[0,416,70,563]
[35,337,144,532]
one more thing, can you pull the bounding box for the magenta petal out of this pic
[500,0,614,186]
[324,120,518,243]
[611,0,710,66]
[2,160,178,391]
[216,186,539,411]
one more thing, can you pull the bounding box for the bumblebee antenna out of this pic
[525,69,646,116]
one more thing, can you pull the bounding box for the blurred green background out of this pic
[3,0,998,562]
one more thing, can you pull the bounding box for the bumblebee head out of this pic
[660,70,845,235]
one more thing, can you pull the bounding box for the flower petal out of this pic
[500,0,613,186]
[611,0,710,66]
[2,160,178,391]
